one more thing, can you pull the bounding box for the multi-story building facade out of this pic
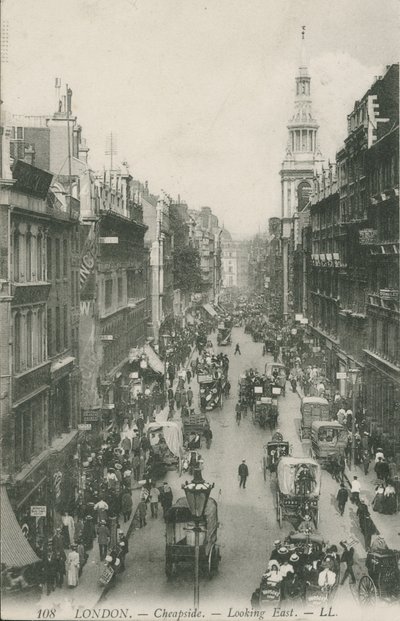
[309,63,399,463]
[79,168,148,426]
[221,231,249,291]
[138,184,174,345]
[221,229,237,289]
[0,161,80,547]
[360,64,399,462]
[169,200,197,320]
[191,206,222,303]
[265,218,284,321]
[279,33,324,320]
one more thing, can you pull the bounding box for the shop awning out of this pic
[202,303,217,317]
[144,344,165,375]
[1,485,40,567]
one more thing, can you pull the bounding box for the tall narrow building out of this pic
[280,29,324,319]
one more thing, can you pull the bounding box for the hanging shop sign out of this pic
[295,314,303,321]
[30,505,47,517]
[300,318,309,324]
[101,335,114,341]
[103,403,115,409]
[12,160,53,199]
[336,372,347,380]
[99,237,119,244]
[78,423,92,431]
[83,410,101,422]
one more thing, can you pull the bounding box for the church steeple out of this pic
[286,26,320,156]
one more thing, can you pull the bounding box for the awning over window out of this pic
[202,303,217,317]
[144,344,165,375]
[1,485,40,567]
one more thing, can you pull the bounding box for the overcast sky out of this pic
[3,0,399,237]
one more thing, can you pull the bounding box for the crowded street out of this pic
[100,325,398,616]
[1,3,399,621]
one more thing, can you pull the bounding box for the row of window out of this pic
[13,308,46,374]
[71,270,80,308]
[14,393,46,470]
[47,305,69,357]
[103,270,145,314]
[370,317,399,363]
[13,228,45,283]
[13,227,71,283]
[47,237,69,280]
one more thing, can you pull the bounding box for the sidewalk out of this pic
[295,383,400,550]
[40,487,142,614]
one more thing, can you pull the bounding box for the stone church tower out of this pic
[280,28,324,217]
[280,28,324,318]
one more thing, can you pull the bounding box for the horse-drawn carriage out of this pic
[146,421,183,478]
[217,321,232,346]
[165,497,221,578]
[238,374,251,405]
[275,457,321,528]
[265,362,287,396]
[358,546,400,605]
[258,532,340,607]
[263,440,290,480]
[253,397,275,429]
[299,397,330,440]
[310,421,348,466]
[182,410,210,446]
[198,373,223,411]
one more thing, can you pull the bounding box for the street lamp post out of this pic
[348,368,359,469]
[182,468,214,609]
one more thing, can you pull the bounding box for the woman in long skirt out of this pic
[66,544,80,587]
[372,484,385,513]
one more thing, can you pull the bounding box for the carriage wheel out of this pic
[277,504,282,527]
[358,575,377,605]
[276,493,282,527]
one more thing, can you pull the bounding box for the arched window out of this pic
[13,229,20,282]
[14,313,21,372]
[37,308,43,363]
[37,233,43,281]
[26,311,33,367]
[26,232,32,282]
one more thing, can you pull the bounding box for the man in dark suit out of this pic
[340,541,356,585]
[238,460,249,488]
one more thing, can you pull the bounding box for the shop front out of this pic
[364,350,400,467]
